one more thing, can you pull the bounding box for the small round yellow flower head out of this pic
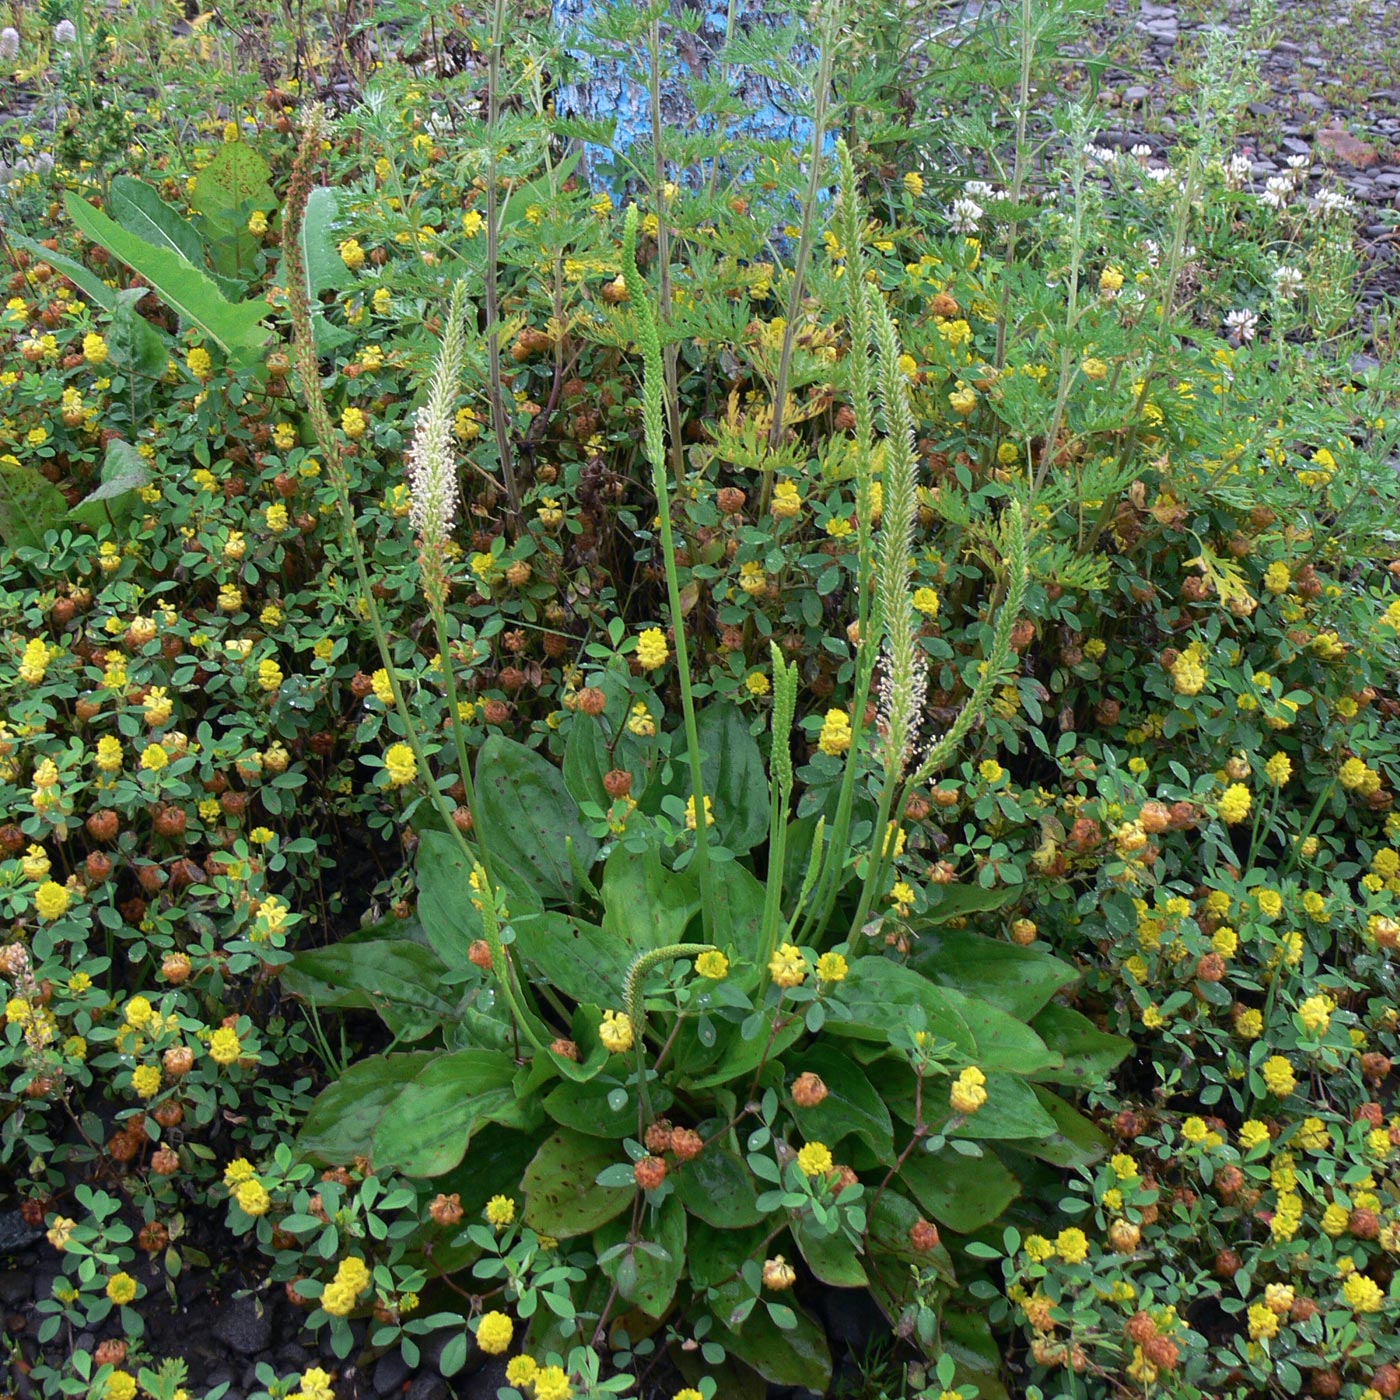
[746,671,771,696]
[140,742,169,772]
[339,238,366,270]
[208,1026,242,1066]
[1297,994,1334,1036]
[106,1271,138,1305]
[107,1374,138,1400]
[695,950,729,980]
[186,346,213,381]
[1261,1055,1296,1097]
[476,1310,513,1354]
[1171,654,1206,695]
[816,951,848,983]
[1264,752,1292,786]
[131,1064,162,1099]
[383,743,416,788]
[796,1141,834,1177]
[1218,783,1251,824]
[1342,1274,1385,1314]
[223,1158,256,1188]
[533,1365,572,1400]
[979,758,1004,783]
[22,845,52,881]
[505,1358,538,1388]
[485,1195,515,1229]
[768,942,810,989]
[912,586,940,617]
[1247,1303,1280,1341]
[47,1216,77,1251]
[635,627,669,670]
[83,332,109,365]
[950,1066,988,1115]
[599,1009,633,1053]
[684,793,714,830]
[321,1279,359,1316]
[236,1179,271,1216]
[341,406,367,439]
[35,881,71,921]
[818,709,852,757]
[1055,1227,1089,1264]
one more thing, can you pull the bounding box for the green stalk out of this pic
[622,207,717,941]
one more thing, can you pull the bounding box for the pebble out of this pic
[214,1297,273,1356]
[0,1271,32,1307]
[405,1375,449,1400]
[374,1352,411,1397]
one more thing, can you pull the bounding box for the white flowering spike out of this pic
[0,27,20,60]
[406,281,468,553]
[52,18,75,43]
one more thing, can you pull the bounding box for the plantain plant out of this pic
[280,110,1127,1393]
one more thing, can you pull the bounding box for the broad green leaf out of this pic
[107,289,169,425]
[707,860,768,969]
[109,175,206,267]
[883,1060,1057,1141]
[717,1302,831,1392]
[64,192,269,363]
[784,1043,895,1163]
[192,142,276,281]
[1021,1086,1111,1169]
[0,460,68,550]
[793,1218,866,1288]
[1029,1003,1131,1086]
[911,929,1077,1021]
[282,939,457,1036]
[682,1013,803,1090]
[899,1145,1020,1233]
[831,958,1060,1075]
[867,1188,956,1284]
[942,1307,1014,1400]
[562,669,659,807]
[414,828,489,966]
[511,912,628,1006]
[673,1145,765,1228]
[475,734,599,903]
[372,1049,528,1177]
[542,1074,672,1138]
[919,882,1019,924]
[594,1194,686,1317]
[297,1053,434,1163]
[694,702,769,854]
[687,1221,768,1291]
[7,233,115,310]
[599,843,700,953]
[522,1129,635,1238]
[68,439,151,530]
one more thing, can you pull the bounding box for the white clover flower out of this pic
[1144,166,1171,184]
[1225,154,1253,189]
[1271,266,1305,300]
[948,197,983,234]
[1285,153,1310,172]
[52,18,75,43]
[1131,143,1152,159]
[0,26,19,60]
[1141,238,1161,268]
[1311,189,1355,218]
[1224,308,1258,343]
[1260,176,1293,209]
[964,180,997,200]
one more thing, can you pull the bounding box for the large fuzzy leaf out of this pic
[281,185,353,353]
[7,233,115,310]
[0,460,68,550]
[911,928,1077,1021]
[522,1129,635,1238]
[65,191,269,363]
[109,175,206,266]
[297,1053,435,1164]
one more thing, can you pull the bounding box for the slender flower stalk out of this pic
[622,204,716,940]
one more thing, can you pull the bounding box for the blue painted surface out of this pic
[551,0,817,189]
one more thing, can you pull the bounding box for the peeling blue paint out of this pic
[551,0,818,190]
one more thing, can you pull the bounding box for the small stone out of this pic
[374,1352,410,1397]
[1316,124,1379,168]
[214,1297,273,1356]
[1298,92,1327,110]
[406,1376,449,1400]
[0,1271,31,1307]
[1123,85,1150,104]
